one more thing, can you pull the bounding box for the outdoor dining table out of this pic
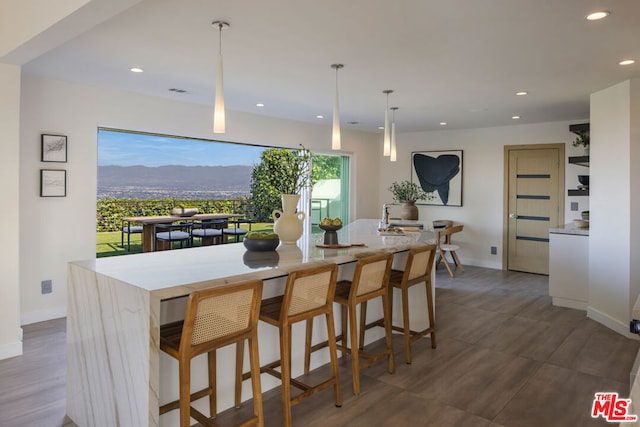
[122,213,242,252]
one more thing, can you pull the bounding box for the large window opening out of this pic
[96,128,350,257]
[311,154,349,225]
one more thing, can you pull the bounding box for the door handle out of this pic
[509,213,517,219]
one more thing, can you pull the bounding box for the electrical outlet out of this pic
[41,280,52,294]
[490,246,497,255]
[571,202,579,211]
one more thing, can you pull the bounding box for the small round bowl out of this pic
[318,224,343,232]
[578,175,589,186]
[243,238,280,252]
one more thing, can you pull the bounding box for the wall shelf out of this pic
[568,155,589,167]
[568,189,589,196]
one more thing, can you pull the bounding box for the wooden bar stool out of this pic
[239,264,341,427]
[160,280,264,427]
[305,252,394,395]
[436,224,465,277]
[365,245,437,364]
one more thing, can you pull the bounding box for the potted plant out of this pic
[243,231,280,251]
[572,131,590,155]
[250,145,316,244]
[388,180,429,221]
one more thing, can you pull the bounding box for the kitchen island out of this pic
[66,219,436,426]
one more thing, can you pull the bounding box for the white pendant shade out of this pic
[212,21,229,134]
[390,121,397,161]
[390,107,398,162]
[332,93,341,150]
[382,90,393,156]
[331,64,343,150]
[213,53,225,133]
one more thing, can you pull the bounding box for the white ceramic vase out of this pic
[272,194,306,244]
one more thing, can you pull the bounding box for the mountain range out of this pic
[98,165,253,196]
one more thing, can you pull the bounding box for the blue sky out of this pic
[97,129,265,167]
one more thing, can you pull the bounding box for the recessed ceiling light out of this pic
[586,11,610,21]
[378,126,384,130]
[440,122,447,126]
[512,115,521,120]
[619,59,636,66]
[129,67,144,73]
[256,103,265,107]
[316,115,324,119]
[516,91,528,96]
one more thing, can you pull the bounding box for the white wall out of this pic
[377,121,586,269]
[0,63,22,359]
[589,79,640,336]
[18,75,380,324]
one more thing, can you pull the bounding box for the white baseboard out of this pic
[21,306,67,326]
[460,257,502,270]
[552,296,588,311]
[587,306,639,340]
[0,340,23,360]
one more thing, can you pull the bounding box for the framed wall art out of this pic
[41,134,67,162]
[411,150,463,206]
[40,169,67,197]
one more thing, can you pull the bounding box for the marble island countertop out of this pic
[549,223,589,236]
[71,218,434,301]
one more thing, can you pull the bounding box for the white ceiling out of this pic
[18,0,640,133]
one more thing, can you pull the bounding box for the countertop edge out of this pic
[549,224,589,236]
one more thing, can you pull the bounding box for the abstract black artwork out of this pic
[411,150,463,206]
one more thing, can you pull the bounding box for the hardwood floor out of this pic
[1,266,637,426]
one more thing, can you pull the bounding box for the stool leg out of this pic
[401,286,412,364]
[325,311,342,407]
[348,303,360,395]
[340,305,348,351]
[304,319,313,375]
[178,359,191,427]
[280,324,293,427]
[208,350,217,418]
[442,250,455,277]
[425,278,437,349]
[248,334,264,427]
[235,341,244,408]
[382,289,395,374]
[358,301,367,350]
[451,251,464,272]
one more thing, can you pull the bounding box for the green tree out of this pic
[312,154,341,180]
[249,146,315,221]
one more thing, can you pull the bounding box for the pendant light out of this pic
[331,64,344,150]
[212,20,230,134]
[382,90,393,156]
[390,107,398,162]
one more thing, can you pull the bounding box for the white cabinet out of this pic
[549,229,589,310]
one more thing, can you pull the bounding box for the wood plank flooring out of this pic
[1,266,638,426]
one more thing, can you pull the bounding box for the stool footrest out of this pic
[159,386,213,415]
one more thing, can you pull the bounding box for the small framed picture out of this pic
[40,169,66,197]
[41,134,67,162]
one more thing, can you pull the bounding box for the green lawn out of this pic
[96,223,277,257]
